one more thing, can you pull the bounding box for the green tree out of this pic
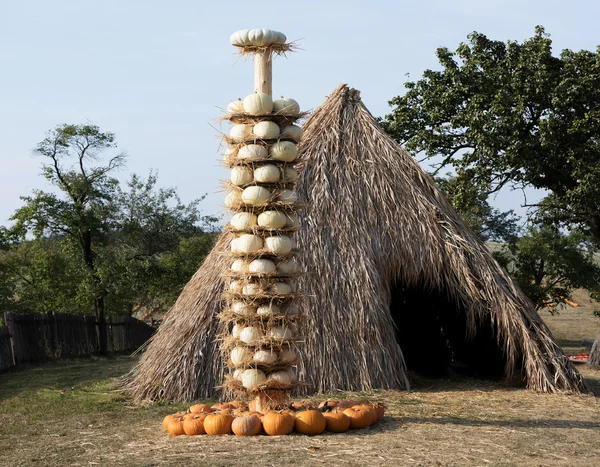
[382,26,600,246]
[10,124,123,353]
[506,226,600,310]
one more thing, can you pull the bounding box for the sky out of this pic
[1,0,599,228]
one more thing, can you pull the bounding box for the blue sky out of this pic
[1,0,599,227]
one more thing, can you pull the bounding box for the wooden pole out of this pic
[254,49,273,96]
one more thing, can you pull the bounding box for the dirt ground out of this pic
[0,310,599,467]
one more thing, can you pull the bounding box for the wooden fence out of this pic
[1,312,155,368]
[0,326,13,371]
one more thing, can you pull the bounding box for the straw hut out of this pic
[123,85,587,402]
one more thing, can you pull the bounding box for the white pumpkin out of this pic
[230,123,253,142]
[242,369,266,389]
[231,346,250,365]
[278,189,298,204]
[269,370,293,385]
[241,186,271,206]
[229,280,244,293]
[288,281,297,293]
[230,212,257,230]
[229,29,251,46]
[280,124,303,141]
[268,326,294,341]
[242,282,262,295]
[222,146,235,162]
[238,144,268,161]
[269,282,293,295]
[276,259,297,274]
[232,324,244,339]
[230,166,253,186]
[233,368,243,380]
[231,259,250,273]
[233,234,263,253]
[283,167,298,182]
[253,349,278,365]
[273,97,300,116]
[254,164,281,183]
[240,326,263,344]
[279,348,297,364]
[269,141,298,162]
[253,121,280,139]
[264,236,293,255]
[284,213,300,229]
[224,190,242,208]
[257,211,287,230]
[231,301,256,315]
[248,258,276,274]
[257,303,281,315]
[246,28,286,46]
[227,99,244,114]
[243,92,273,115]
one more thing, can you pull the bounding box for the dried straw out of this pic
[122,84,587,402]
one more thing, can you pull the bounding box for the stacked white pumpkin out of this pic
[222,89,303,396]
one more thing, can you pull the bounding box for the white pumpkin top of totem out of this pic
[230,29,287,47]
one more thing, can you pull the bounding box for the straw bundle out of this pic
[122,84,587,402]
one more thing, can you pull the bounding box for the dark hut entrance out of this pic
[389,282,511,380]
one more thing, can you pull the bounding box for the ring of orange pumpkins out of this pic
[162,400,385,436]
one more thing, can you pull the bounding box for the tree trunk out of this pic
[590,332,600,368]
[95,296,107,355]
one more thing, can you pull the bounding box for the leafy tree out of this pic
[10,124,124,353]
[0,239,90,315]
[382,26,600,246]
[435,172,519,243]
[506,226,600,310]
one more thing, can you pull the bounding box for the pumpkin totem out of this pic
[221,29,303,410]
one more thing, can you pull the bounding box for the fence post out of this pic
[4,312,16,366]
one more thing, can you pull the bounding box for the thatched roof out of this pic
[123,84,587,402]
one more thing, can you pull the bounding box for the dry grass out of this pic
[1,356,598,467]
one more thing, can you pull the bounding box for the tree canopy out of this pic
[2,124,217,348]
[382,26,600,246]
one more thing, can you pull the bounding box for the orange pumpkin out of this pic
[232,415,262,436]
[204,413,234,435]
[163,412,185,431]
[262,411,295,436]
[183,413,208,435]
[189,403,212,413]
[318,400,339,411]
[343,408,372,429]
[229,401,248,410]
[323,409,351,433]
[212,402,234,411]
[353,405,377,425]
[373,403,385,422]
[167,416,186,436]
[295,409,326,436]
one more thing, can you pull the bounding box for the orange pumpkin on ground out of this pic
[189,403,212,413]
[232,415,262,436]
[167,416,186,436]
[353,405,377,425]
[212,403,234,411]
[230,401,248,410]
[204,413,234,435]
[163,412,186,431]
[183,413,208,435]
[295,410,326,435]
[343,408,372,429]
[262,411,295,436]
[373,403,385,422]
[323,409,351,433]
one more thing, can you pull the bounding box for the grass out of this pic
[0,315,599,466]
